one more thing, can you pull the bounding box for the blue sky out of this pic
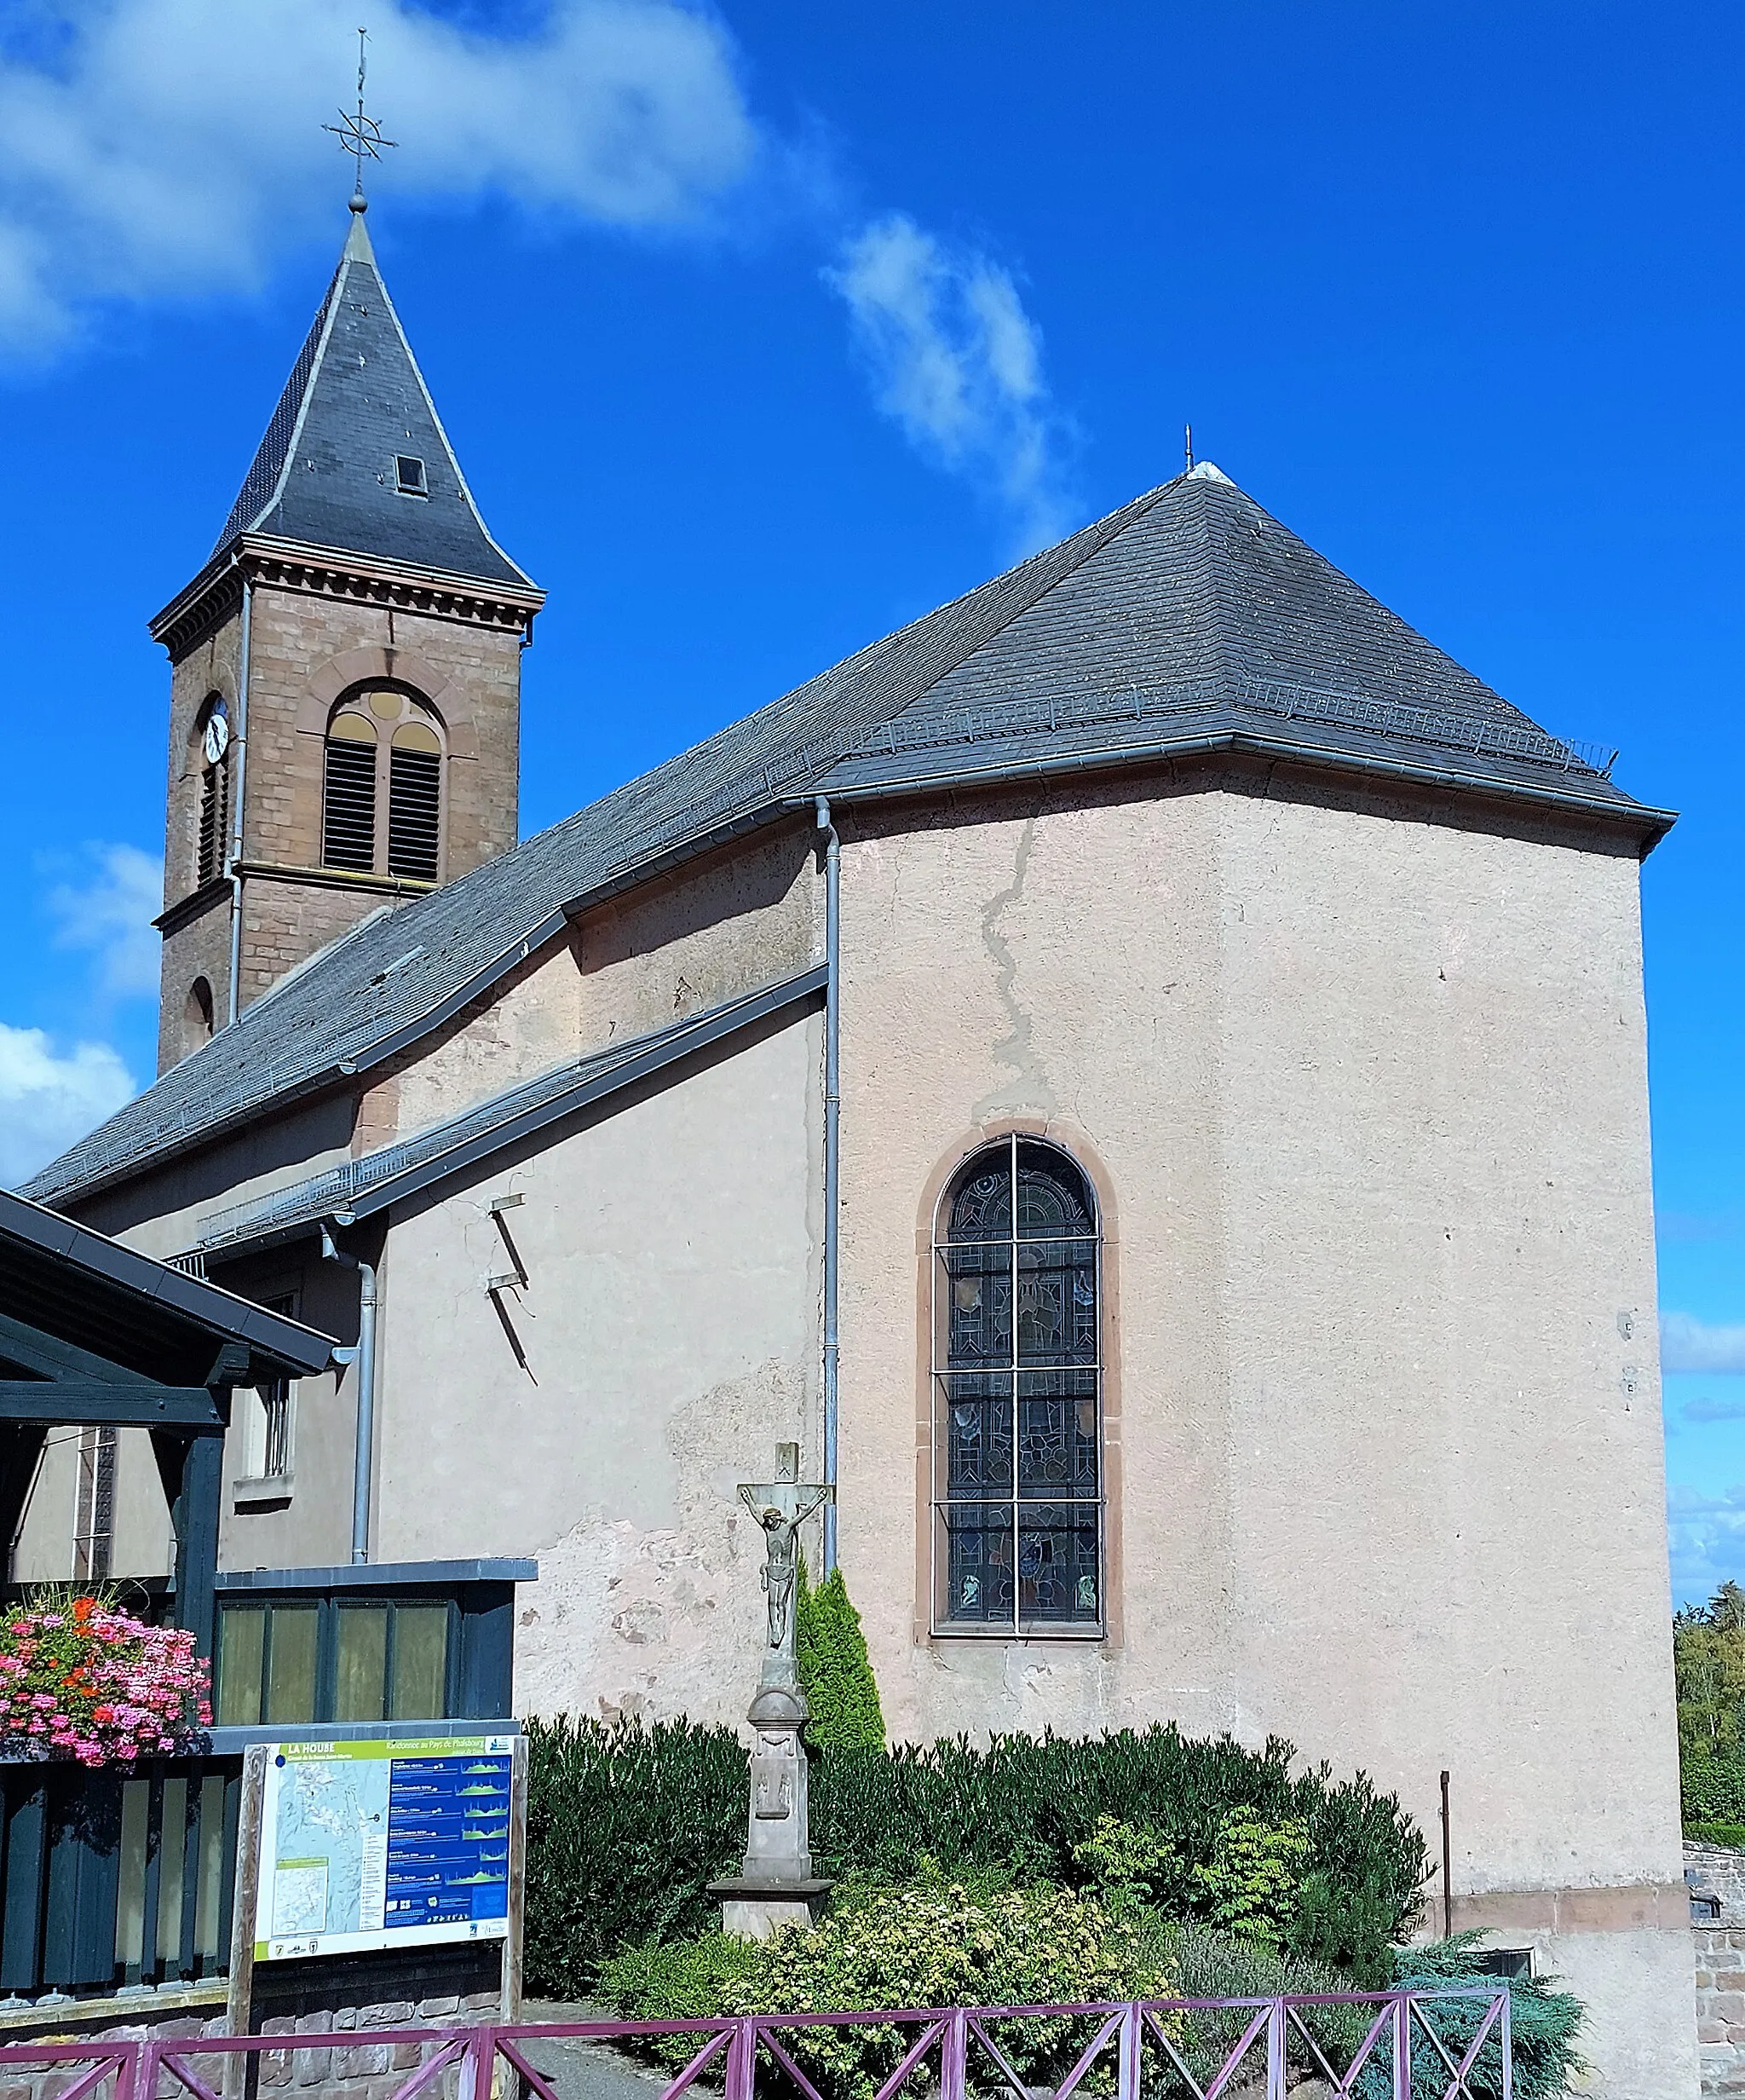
[0,2,1737,1600]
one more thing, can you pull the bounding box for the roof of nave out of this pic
[27,463,1671,1210]
[206,207,533,591]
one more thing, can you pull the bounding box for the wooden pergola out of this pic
[0,1188,337,1657]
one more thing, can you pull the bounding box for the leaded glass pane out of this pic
[1017,1371,1099,1495]
[940,1372,1013,1497]
[1015,1240,1097,1365]
[1016,1504,1100,1624]
[949,1162,1011,1243]
[943,1241,1011,1364]
[942,1503,1014,1623]
[1015,1141,1094,1239]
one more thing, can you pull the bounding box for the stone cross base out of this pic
[708,1877,833,1941]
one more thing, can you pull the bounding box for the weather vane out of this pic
[323,26,396,211]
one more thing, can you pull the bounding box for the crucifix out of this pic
[711,1442,835,1934]
[738,1441,832,1690]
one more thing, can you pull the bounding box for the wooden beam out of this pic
[0,1383,225,1428]
[0,1426,47,1562]
[0,1311,154,1387]
[153,1433,222,1663]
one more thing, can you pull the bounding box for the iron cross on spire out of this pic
[323,26,397,210]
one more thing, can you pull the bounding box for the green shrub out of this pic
[1384,1934,1585,2100]
[723,1874,1173,2100]
[1682,1750,1745,1826]
[524,1713,746,1999]
[1686,1819,1745,1849]
[527,1716,1425,1994]
[599,1932,762,2062]
[797,1567,886,1750]
[809,1730,1422,1978]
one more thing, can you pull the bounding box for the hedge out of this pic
[525,1716,1425,1997]
[1684,1751,1745,1826]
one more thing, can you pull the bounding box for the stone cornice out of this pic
[151,536,545,661]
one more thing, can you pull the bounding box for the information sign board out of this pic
[253,1733,517,1961]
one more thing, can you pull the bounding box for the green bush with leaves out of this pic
[527,1716,1425,1995]
[524,1714,746,1999]
[1382,1933,1585,2100]
[604,1871,1173,2100]
[797,1567,886,1751]
[1686,1819,1745,1849]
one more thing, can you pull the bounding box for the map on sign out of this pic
[254,1735,516,1961]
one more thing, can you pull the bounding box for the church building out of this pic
[22,204,1694,2093]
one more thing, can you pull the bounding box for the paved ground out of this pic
[515,2004,707,2100]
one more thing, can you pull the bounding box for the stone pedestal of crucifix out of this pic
[709,1441,835,1941]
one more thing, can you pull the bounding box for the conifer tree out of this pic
[795,1562,886,1750]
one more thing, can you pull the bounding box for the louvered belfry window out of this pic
[197,758,229,886]
[322,713,377,871]
[933,1135,1103,1633]
[322,691,444,880]
[388,722,442,880]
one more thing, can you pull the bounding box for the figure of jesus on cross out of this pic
[738,1442,832,1691]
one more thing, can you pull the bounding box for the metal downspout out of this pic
[321,1223,379,1564]
[815,797,841,1577]
[225,575,253,1027]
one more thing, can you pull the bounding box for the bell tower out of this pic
[149,201,543,1072]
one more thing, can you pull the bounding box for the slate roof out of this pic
[210,208,533,588]
[26,464,1672,1209]
[189,966,827,1256]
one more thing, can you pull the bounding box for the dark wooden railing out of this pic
[0,1756,240,1999]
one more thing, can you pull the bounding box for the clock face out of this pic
[203,705,230,766]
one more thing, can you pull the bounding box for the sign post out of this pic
[225,1730,524,2063]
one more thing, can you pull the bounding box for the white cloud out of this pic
[0,1024,135,1187]
[826,213,1074,554]
[0,0,761,351]
[45,843,162,1000]
[1663,1312,1745,1376]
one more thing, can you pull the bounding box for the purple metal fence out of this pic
[0,1990,1512,2100]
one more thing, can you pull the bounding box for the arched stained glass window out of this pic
[932,1134,1103,1633]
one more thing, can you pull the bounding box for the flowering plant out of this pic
[0,1592,210,1766]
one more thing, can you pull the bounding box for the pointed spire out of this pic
[212,212,533,590]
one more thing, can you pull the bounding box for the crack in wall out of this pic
[974,816,1057,1121]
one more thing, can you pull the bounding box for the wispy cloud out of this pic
[44,843,161,1001]
[826,213,1074,555]
[1684,1397,1745,1425]
[1664,1312,1745,1376]
[0,0,761,351]
[0,1024,135,1188]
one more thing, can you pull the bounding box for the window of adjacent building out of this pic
[237,1291,297,1491]
[321,689,445,882]
[195,695,230,887]
[932,1134,1103,1635]
[394,454,428,496]
[215,1596,455,1727]
[72,1423,117,1581]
